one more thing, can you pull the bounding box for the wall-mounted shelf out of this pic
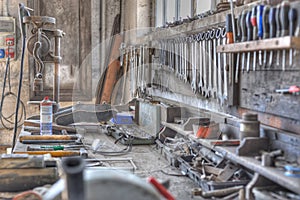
[162,121,300,195]
[217,36,300,53]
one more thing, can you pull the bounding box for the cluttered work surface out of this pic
[1,110,199,200]
[1,101,300,200]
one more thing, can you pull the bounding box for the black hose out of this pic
[12,36,26,149]
[0,56,26,130]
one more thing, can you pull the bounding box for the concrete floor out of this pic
[3,125,205,200]
[82,128,203,200]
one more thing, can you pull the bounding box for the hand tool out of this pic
[210,139,240,146]
[212,29,218,98]
[288,8,297,67]
[235,14,242,83]
[251,6,258,71]
[19,134,80,142]
[280,1,290,71]
[240,10,247,73]
[284,165,300,178]
[262,5,270,68]
[216,28,223,104]
[246,10,253,72]
[207,29,215,98]
[203,31,210,97]
[198,32,205,94]
[27,145,85,151]
[191,34,198,93]
[21,140,79,144]
[15,148,88,158]
[275,85,300,95]
[226,14,234,86]
[275,4,281,66]
[24,120,77,133]
[221,27,228,100]
[183,37,188,83]
[268,6,277,67]
[199,186,244,198]
[261,149,283,167]
[148,176,175,200]
[257,5,264,67]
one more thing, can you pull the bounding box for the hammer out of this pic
[15,148,88,158]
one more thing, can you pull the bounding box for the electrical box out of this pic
[0,17,16,61]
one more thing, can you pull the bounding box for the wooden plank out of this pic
[217,36,300,53]
[0,168,58,192]
[0,154,44,169]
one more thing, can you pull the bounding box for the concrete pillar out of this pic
[136,0,152,37]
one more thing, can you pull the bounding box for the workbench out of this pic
[2,124,202,200]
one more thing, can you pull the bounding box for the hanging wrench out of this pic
[221,27,228,100]
[202,31,210,97]
[211,29,218,98]
[198,32,204,94]
[191,34,197,93]
[216,28,223,104]
[205,29,214,98]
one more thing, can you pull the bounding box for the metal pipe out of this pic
[54,32,61,111]
[62,156,85,200]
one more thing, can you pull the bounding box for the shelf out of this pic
[217,36,300,53]
[162,121,300,195]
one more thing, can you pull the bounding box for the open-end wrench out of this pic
[175,38,179,78]
[203,31,210,97]
[198,32,204,94]
[206,29,214,98]
[216,28,223,104]
[211,29,218,98]
[183,37,188,83]
[221,27,228,100]
[191,34,197,93]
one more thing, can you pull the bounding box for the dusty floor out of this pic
[3,125,205,200]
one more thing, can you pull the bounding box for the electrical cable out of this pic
[0,50,26,130]
[12,3,29,149]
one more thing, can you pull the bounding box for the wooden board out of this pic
[0,168,58,192]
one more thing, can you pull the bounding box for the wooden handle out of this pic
[19,135,78,142]
[14,150,80,157]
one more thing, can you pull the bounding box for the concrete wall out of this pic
[0,0,34,145]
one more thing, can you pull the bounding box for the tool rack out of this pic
[217,36,300,52]
[128,1,300,198]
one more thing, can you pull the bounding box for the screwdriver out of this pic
[275,4,281,66]
[275,85,300,95]
[251,6,258,71]
[280,1,290,71]
[235,13,242,83]
[288,8,297,67]
[268,6,277,67]
[246,10,253,72]
[262,5,270,68]
[257,5,264,67]
[240,10,247,73]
